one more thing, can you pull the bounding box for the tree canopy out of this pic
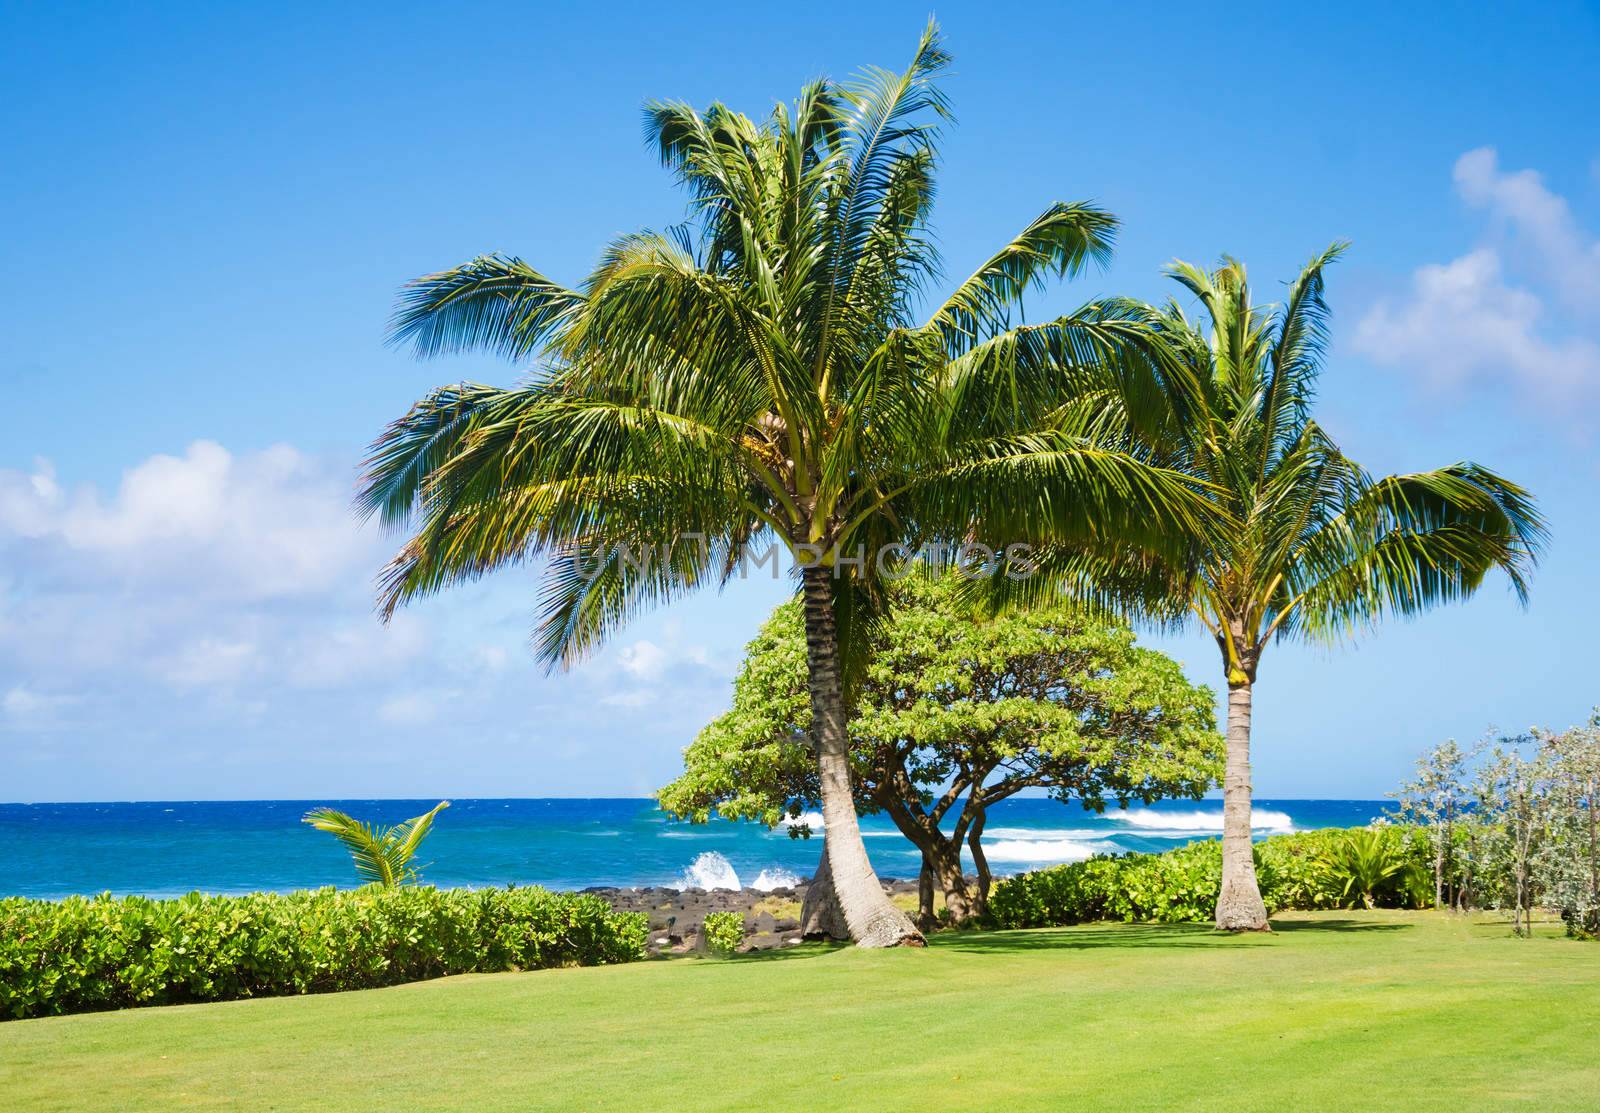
[659,580,1221,923]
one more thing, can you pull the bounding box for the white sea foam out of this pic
[981,838,1116,864]
[983,827,1106,842]
[1113,807,1295,833]
[674,851,741,891]
[750,867,803,891]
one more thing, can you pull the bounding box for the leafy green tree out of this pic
[659,581,1222,926]
[358,25,1213,946]
[1020,248,1544,930]
[302,801,451,888]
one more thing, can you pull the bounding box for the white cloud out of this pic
[5,686,50,715]
[617,639,670,682]
[0,438,753,797]
[0,441,372,599]
[2,684,76,728]
[1355,149,1600,409]
[1355,249,1600,397]
[1454,148,1600,310]
[282,615,426,690]
[0,441,406,715]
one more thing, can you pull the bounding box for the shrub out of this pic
[1313,827,1430,909]
[0,886,649,1021]
[988,826,1434,929]
[701,911,745,956]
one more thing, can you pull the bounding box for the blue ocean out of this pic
[0,797,1389,901]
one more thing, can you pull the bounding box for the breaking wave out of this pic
[674,851,741,891]
[674,855,802,892]
[981,838,1116,864]
[750,867,803,891]
[1113,808,1296,834]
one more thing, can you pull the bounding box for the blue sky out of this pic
[2,2,1597,801]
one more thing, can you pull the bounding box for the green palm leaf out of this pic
[302,802,450,888]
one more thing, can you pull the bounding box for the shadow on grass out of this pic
[731,941,850,963]
[931,917,1411,954]
[650,941,849,966]
[1269,918,1412,935]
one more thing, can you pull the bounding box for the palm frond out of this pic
[924,202,1118,355]
[389,255,583,361]
[1284,462,1546,640]
[389,800,451,863]
[1255,241,1346,479]
[302,802,450,888]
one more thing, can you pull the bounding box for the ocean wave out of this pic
[981,838,1115,864]
[1112,807,1295,833]
[750,867,803,891]
[674,851,741,891]
[983,827,1106,841]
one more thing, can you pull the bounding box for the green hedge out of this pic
[0,886,649,1021]
[988,826,1432,928]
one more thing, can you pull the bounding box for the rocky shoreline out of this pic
[587,877,923,954]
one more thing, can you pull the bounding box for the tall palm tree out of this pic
[1094,245,1543,929]
[357,24,1213,946]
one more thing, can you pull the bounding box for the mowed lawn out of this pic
[4,911,1598,1112]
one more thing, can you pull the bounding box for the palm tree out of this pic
[1093,245,1543,930]
[357,24,1213,946]
[302,801,450,888]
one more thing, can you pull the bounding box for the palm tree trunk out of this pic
[1215,676,1270,931]
[800,842,849,941]
[800,567,924,948]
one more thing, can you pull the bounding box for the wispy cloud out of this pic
[0,441,371,598]
[1354,148,1600,413]
[0,439,748,797]
[1453,148,1600,310]
[3,684,77,728]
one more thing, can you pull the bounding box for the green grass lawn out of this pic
[4,910,1597,1112]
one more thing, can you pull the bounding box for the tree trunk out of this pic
[800,842,849,941]
[800,567,923,948]
[1440,837,1452,908]
[1587,779,1599,935]
[916,853,937,933]
[924,839,975,925]
[881,795,980,927]
[1215,675,1270,931]
[968,811,992,917]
